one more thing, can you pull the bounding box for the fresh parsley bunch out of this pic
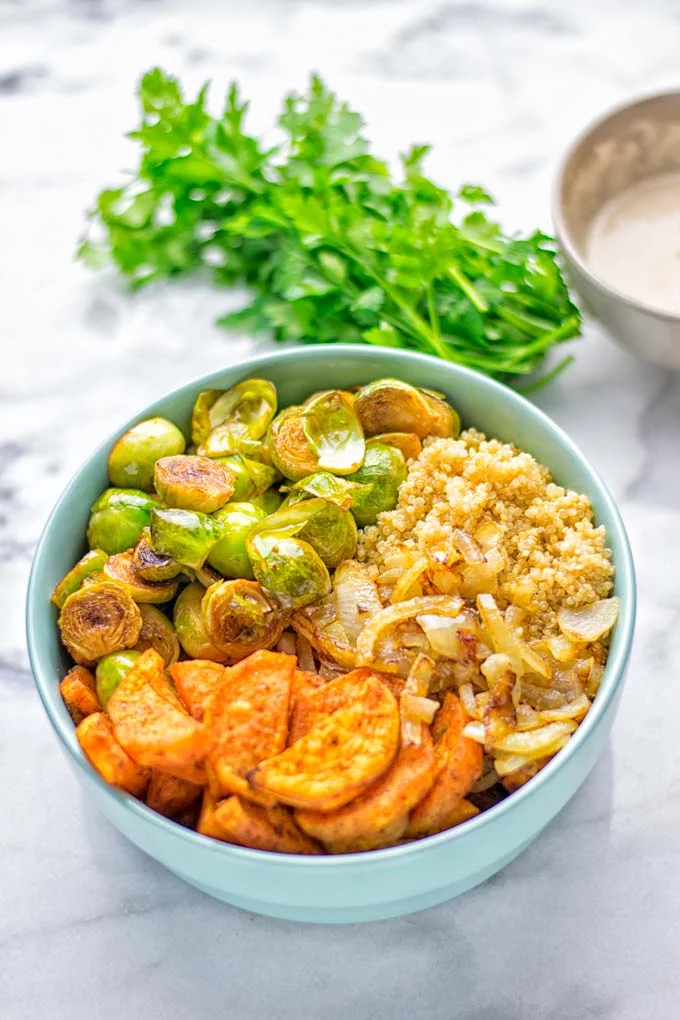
[80,69,580,384]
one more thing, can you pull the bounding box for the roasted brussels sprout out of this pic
[197,379,277,457]
[86,488,158,555]
[201,579,285,659]
[215,454,276,502]
[248,534,331,610]
[108,417,186,491]
[51,549,109,609]
[245,500,343,608]
[251,488,283,515]
[150,506,223,570]
[299,502,357,568]
[248,498,356,572]
[301,390,365,474]
[207,502,267,579]
[58,581,142,665]
[154,455,235,513]
[191,389,222,447]
[371,432,422,461]
[102,551,179,604]
[288,471,366,511]
[355,379,459,439]
[95,650,142,708]
[267,406,320,481]
[173,582,229,662]
[347,441,408,527]
[131,527,181,582]
[133,604,180,666]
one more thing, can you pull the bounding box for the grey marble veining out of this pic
[2,1,679,1017]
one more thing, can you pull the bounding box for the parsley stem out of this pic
[448,265,489,313]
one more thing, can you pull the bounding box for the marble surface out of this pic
[2,0,680,1016]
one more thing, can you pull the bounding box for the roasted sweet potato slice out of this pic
[169,660,228,721]
[76,712,149,796]
[213,797,322,854]
[197,789,228,840]
[297,725,435,852]
[60,665,101,724]
[406,693,483,838]
[146,770,203,818]
[249,676,399,811]
[108,649,208,784]
[205,649,294,803]
[288,667,394,744]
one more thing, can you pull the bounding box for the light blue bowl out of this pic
[26,346,635,923]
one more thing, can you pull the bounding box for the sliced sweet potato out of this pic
[197,789,228,840]
[76,712,149,796]
[322,815,408,854]
[213,797,323,854]
[169,660,229,721]
[108,649,208,784]
[411,798,480,839]
[60,665,101,724]
[249,676,399,811]
[406,693,483,839]
[297,725,435,852]
[288,667,394,744]
[205,649,294,803]
[146,769,203,818]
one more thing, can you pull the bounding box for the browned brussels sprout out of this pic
[173,582,229,662]
[154,455,235,513]
[201,579,285,659]
[58,582,142,665]
[102,551,179,604]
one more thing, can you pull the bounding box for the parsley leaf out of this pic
[79,69,580,384]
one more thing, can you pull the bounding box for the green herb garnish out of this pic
[79,69,580,383]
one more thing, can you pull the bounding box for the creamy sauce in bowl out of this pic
[586,172,680,314]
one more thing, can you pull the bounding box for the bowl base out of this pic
[169,836,535,923]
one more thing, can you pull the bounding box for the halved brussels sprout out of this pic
[108,417,186,491]
[51,549,109,609]
[198,379,277,457]
[207,502,267,579]
[133,604,180,666]
[298,502,357,568]
[288,471,367,511]
[371,432,422,461]
[250,498,356,569]
[95,650,142,708]
[150,506,223,570]
[216,454,276,502]
[191,389,223,447]
[301,390,365,474]
[102,551,179,604]
[252,488,283,515]
[267,406,320,481]
[355,379,459,439]
[247,534,331,610]
[173,582,229,662]
[347,442,408,527]
[87,488,158,555]
[58,581,142,665]
[132,527,181,582]
[201,579,285,659]
[154,455,235,513]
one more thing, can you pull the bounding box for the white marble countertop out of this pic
[2,1,680,1016]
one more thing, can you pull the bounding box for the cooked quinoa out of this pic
[358,429,615,641]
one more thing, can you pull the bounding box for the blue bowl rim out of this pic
[26,345,636,868]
